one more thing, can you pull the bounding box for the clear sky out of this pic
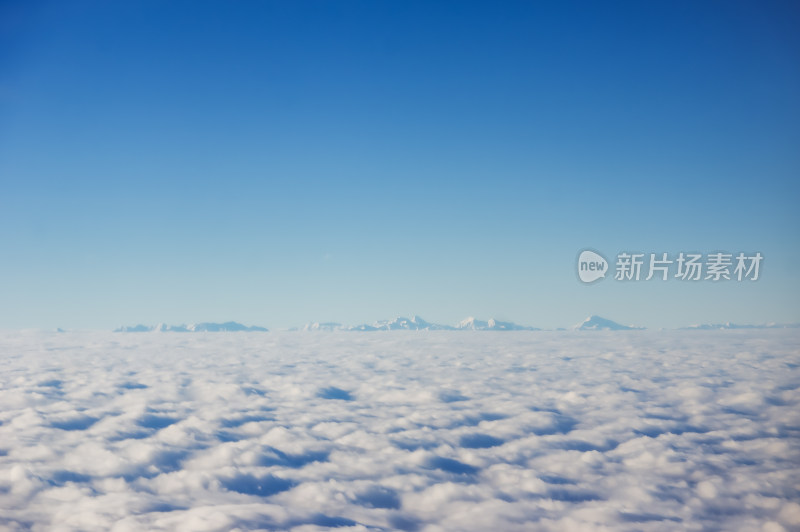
[1,1,798,330]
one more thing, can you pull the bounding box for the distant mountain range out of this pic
[114,322,268,333]
[354,315,452,331]
[454,317,539,331]
[115,316,541,333]
[112,316,798,333]
[573,315,644,331]
[299,316,538,332]
[680,322,800,330]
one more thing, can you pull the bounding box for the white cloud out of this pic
[0,330,798,530]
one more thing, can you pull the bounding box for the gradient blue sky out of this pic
[1,1,798,330]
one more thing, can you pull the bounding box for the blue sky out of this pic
[1,1,798,330]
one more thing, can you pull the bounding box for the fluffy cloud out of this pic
[0,330,798,531]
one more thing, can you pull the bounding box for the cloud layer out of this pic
[0,330,798,531]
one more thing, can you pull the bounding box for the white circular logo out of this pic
[577,249,608,283]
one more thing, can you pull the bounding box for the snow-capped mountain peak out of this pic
[456,317,488,330]
[303,322,344,332]
[357,316,453,331]
[573,315,643,331]
[114,322,268,333]
[456,317,538,331]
